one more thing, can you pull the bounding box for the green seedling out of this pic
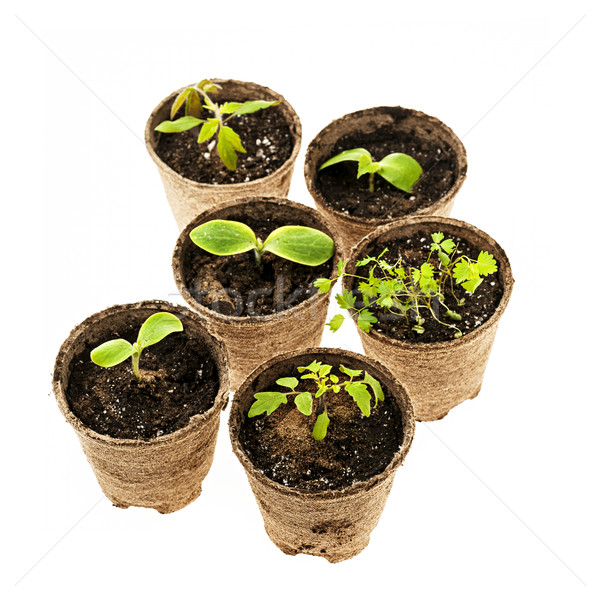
[190,220,335,267]
[248,360,384,440]
[155,79,280,171]
[90,312,183,384]
[315,232,497,338]
[319,148,422,193]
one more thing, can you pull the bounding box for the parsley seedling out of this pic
[315,232,497,338]
[248,360,384,440]
[90,312,183,384]
[319,148,422,193]
[155,79,280,171]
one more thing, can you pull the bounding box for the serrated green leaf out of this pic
[217,125,246,170]
[137,312,183,350]
[441,238,456,254]
[357,310,378,332]
[248,392,288,417]
[453,259,477,284]
[346,382,371,417]
[171,88,191,119]
[155,116,203,133]
[358,281,376,299]
[477,251,498,276]
[339,364,363,378]
[363,371,384,407]
[190,220,257,256]
[420,263,434,278]
[461,277,483,293]
[378,153,422,192]
[298,360,321,374]
[263,226,334,266]
[312,410,330,441]
[314,278,332,294]
[327,314,345,332]
[356,255,374,267]
[336,289,356,310]
[431,232,444,244]
[90,338,134,368]
[198,118,219,144]
[319,148,372,171]
[276,377,298,390]
[294,392,313,416]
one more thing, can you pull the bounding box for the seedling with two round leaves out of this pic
[248,360,384,440]
[90,312,183,384]
[190,220,335,267]
[315,232,497,338]
[319,148,422,193]
[155,79,280,171]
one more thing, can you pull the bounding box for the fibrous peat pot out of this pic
[344,216,514,421]
[172,197,343,390]
[305,106,467,253]
[52,300,229,513]
[229,348,415,562]
[145,79,302,230]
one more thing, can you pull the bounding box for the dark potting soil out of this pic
[182,215,333,317]
[240,376,402,491]
[354,231,503,343]
[155,101,293,184]
[316,132,457,219]
[67,327,219,440]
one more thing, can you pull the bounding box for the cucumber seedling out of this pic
[90,312,183,384]
[248,360,384,440]
[155,79,280,171]
[319,148,422,193]
[315,232,497,338]
[190,220,335,267]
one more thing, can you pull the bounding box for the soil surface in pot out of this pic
[155,102,293,185]
[354,231,503,343]
[67,328,219,440]
[316,132,457,219]
[183,215,333,317]
[240,376,402,491]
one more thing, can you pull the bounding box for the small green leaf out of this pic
[217,125,246,170]
[318,364,332,377]
[441,238,456,254]
[198,118,219,143]
[477,251,498,276]
[453,259,477,284]
[219,101,244,114]
[314,278,332,294]
[186,89,203,118]
[336,289,356,310]
[357,310,378,332]
[357,154,380,178]
[431,232,444,244]
[339,365,363,378]
[312,410,330,441]
[276,377,298,390]
[248,392,288,417]
[346,382,371,417]
[198,79,221,93]
[327,314,345,332]
[90,338,134,368]
[329,374,339,384]
[315,385,327,398]
[294,392,313,416]
[223,100,280,115]
[363,371,384,407]
[171,88,191,119]
[461,277,483,293]
[446,310,462,321]
[137,312,183,350]
[356,256,375,267]
[190,220,257,256]
[337,259,346,276]
[377,153,422,192]
[319,148,372,171]
[298,360,322,374]
[420,263,434,278]
[438,251,450,267]
[155,116,203,133]
[263,226,335,266]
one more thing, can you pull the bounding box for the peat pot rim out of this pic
[229,347,415,500]
[52,299,230,448]
[145,78,302,190]
[345,215,514,353]
[172,196,344,325]
[304,105,468,228]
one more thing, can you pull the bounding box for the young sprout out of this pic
[90,312,183,384]
[248,360,384,440]
[315,232,497,338]
[319,148,422,193]
[190,220,335,267]
[155,79,280,171]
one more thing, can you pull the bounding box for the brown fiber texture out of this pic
[345,216,514,421]
[229,348,415,563]
[172,197,343,391]
[304,106,467,254]
[145,79,302,230]
[52,300,229,513]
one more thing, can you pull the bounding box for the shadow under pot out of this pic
[229,347,415,563]
[305,106,467,253]
[52,300,229,513]
[172,197,343,391]
[145,79,302,230]
[339,216,513,421]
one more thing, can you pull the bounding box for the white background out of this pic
[3,1,599,598]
